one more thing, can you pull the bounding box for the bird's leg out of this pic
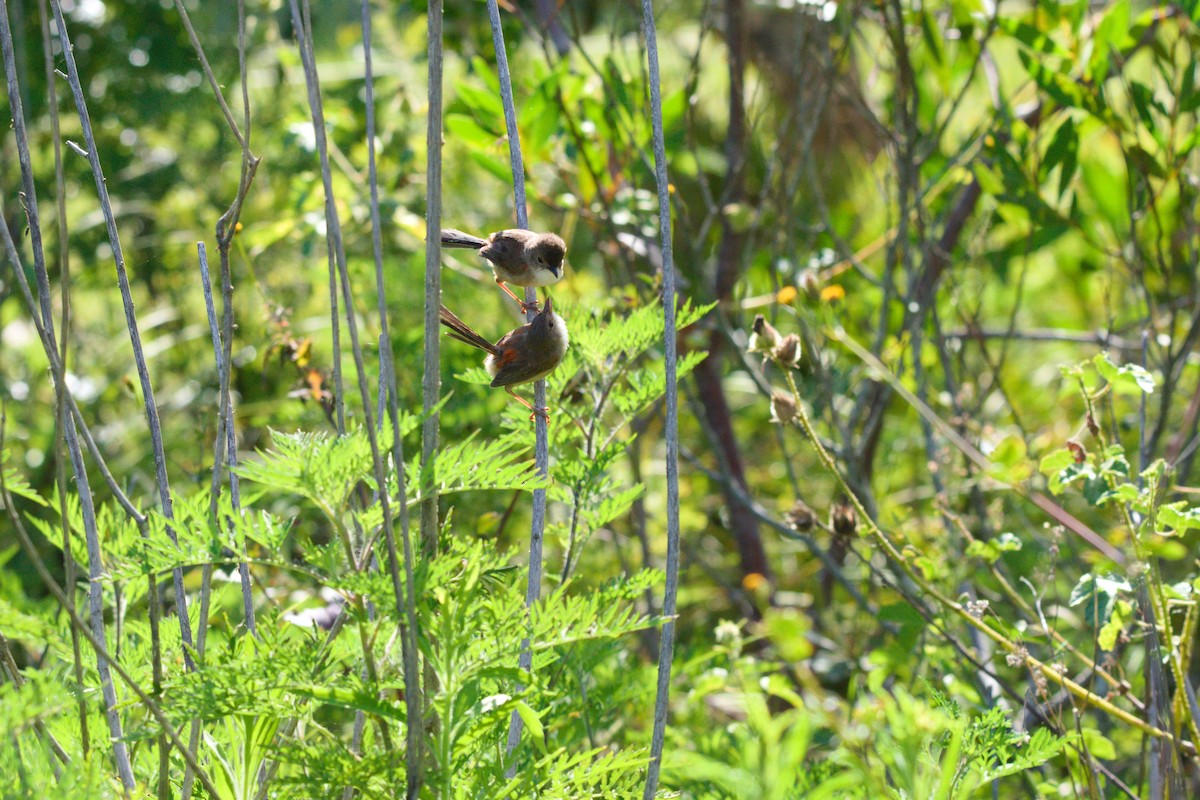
[505,386,550,421]
[496,278,540,312]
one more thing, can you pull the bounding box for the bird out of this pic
[440,228,566,311]
[439,297,569,420]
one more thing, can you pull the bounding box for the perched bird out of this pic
[439,297,569,420]
[440,228,566,311]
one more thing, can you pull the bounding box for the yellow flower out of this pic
[742,573,769,592]
[820,284,846,303]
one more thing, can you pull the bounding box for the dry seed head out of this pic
[773,334,802,368]
[748,314,782,354]
[770,390,798,424]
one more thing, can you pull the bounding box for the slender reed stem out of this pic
[638,1,682,796]
[0,454,223,798]
[361,2,425,794]
[0,6,140,786]
[287,0,346,432]
[483,0,553,762]
[48,0,195,670]
[421,2,445,559]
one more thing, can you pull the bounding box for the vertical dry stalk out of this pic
[47,0,196,672]
[173,4,261,792]
[421,3,445,562]
[172,0,261,643]
[361,0,425,793]
[639,0,682,795]
[0,3,140,787]
[482,0,554,762]
[32,0,89,757]
[284,0,417,766]
[287,0,346,433]
[419,5,446,772]
[0,213,137,790]
[0,465,222,798]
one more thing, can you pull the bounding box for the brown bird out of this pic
[439,297,569,420]
[440,228,566,311]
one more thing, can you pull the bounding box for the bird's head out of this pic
[529,234,567,284]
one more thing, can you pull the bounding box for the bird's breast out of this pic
[528,267,563,287]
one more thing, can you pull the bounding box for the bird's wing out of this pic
[478,231,529,267]
[482,326,535,386]
[488,327,559,387]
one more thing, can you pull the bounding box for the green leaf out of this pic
[762,607,813,662]
[445,113,500,149]
[1157,502,1200,534]
[1038,448,1076,477]
[1093,352,1156,393]
[287,684,407,722]
[1097,600,1129,650]
[1,451,47,507]
[1087,0,1131,81]
[1042,116,1078,198]
[469,150,513,183]
[967,532,1023,565]
[987,435,1031,484]
[1069,573,1130,627]
[1081,728,1117,760]
[1018,49,1086,111]
[1128,81,1165,130]
[514,701,547,754]
[454,78,505,122]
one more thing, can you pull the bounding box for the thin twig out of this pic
[484,0,554,763]
[285,0,407,763]
[362,2,424,795]
[0,444,222,798]
[420,1,445,558]
[48,0,196,669]
[639,0,681,796]
[287,0,346,432]
[36,0,86,757]
[197,240,255,641]
[0,6,139,786]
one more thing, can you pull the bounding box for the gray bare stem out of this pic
[212,0,259,640]
[421,2,445,558]
[197,242,256,636]
[419,3,445,747]
[1,471,223,798]
[171,0,246,147]
[485,0,552,762]
[287,0,346,432]
[0,6,138,786]
[284,0,408,761]
[639,1,682,797]
[48,0,195,669]
[0,211,142,795]
[33,0,88,753]
[195,0,261,627]
[362,2,425,795]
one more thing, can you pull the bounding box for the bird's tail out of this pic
[439,228,488,249]
[439,305,497,354]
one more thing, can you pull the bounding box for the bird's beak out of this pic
[544,296,553,313]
